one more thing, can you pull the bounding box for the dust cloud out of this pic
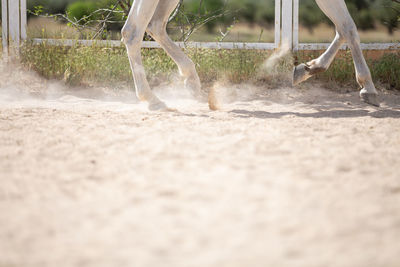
[0,62,144,111]
[262,43,292,73]
[0,62,207,112]
[208,44,293,110]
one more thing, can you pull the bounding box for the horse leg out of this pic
[294,0,379,106]
[146,0,203,100]
[293,31,345,85]
[121,0,168,111]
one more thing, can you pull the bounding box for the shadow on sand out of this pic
[225,86,400,119]
[231,108,400,119]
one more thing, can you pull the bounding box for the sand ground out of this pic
[1,66,400,267]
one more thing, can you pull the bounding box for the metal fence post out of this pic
[274,0,281,49]
[9,0,20,51]
[281,0,293,50]
[293,0,299,51]
[1,0,27,58]
[21,0,27,41]
[1,0,8,56]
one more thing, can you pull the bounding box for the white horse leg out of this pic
[121,0,168,111]
[293,31,345,85]
[294,0,379,106]
[146,0,202,99]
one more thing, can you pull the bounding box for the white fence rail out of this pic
[1,0,399,53]
[30,38,400,51]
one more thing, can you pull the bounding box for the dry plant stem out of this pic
[30,0,126,39]
[118,0,132,17]
[92,0,123,39]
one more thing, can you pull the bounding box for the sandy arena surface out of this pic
[1,65,400,267]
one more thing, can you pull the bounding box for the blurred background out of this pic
[1,0,399,43]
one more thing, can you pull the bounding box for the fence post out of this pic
[1,0,8,56]
[21,0,27,40]
[274,0,281,49]
[9,0,21,50]
[292,0,299,51]
[1,0,27,58]
[281,0,293,50]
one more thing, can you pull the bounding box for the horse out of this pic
[121,0,380,110]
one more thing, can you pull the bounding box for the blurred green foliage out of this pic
[16,0,399,34]
[181,0,399,33]
[27,0,77,14]
[66,1,98,22]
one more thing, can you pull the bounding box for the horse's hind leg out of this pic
[122,0,168,111]
[294,0,379,106]
[146,0,202,99]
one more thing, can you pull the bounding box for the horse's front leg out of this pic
[121,0,168,111]
[147,0,203,100]
[293,31,345,85]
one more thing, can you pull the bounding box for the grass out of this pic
[19,41,400,92]
[20,42,298,88]
[296,50,400,90]
[3,18,399,92]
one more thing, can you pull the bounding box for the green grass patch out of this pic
[295,50,400,91]
[19,42,400,91]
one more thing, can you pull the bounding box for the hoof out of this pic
[293,63,311,86]
[185,78,205,102]
[148,101,177,112]
[148,100,168,111]
[360,91,380,107]
[193,91,208,103]
[187,85,206,102]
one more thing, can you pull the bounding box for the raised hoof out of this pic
[360,92,380,107]
[293,63,311,86]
